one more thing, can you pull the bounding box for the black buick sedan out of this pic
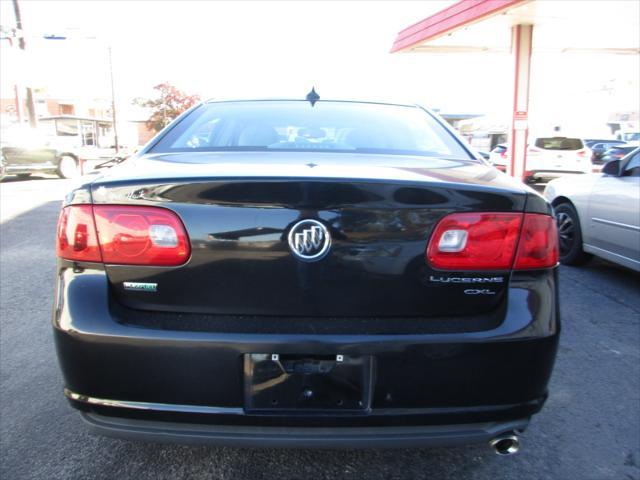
[53,96,559,453]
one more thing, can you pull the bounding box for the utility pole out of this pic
[12,0,37,128]
[108,46,119,153]
[13,85,21,123]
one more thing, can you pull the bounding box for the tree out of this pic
[134,83,201,133]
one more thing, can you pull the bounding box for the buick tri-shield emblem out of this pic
[287,219,331,262]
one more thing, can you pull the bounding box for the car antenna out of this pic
[306,87,320,107]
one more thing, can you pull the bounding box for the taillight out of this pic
[93,206,190,266]
[527,146,542,156]
[513,214,558,269]
[56,205,190,266]
[427,212,558,271]
[427,213,522,270]
[577,149,589,158]
[56,205,102,262]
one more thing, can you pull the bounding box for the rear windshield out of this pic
[150,101,473,160]
[534,137,584,151]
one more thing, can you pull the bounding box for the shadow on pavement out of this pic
[0,174,60,183]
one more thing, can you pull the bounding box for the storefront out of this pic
[391,0,639,178]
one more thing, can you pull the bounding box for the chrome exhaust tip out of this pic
[489,433,520,455]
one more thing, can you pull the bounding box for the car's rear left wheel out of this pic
[57,155,79,179]
[555,202,591,266]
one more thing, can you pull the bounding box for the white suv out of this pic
[524,137,591,183]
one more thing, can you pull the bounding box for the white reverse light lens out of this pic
[149,224,178,247]
[438,229,468,252]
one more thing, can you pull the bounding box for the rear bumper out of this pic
[53,266,559,446]
[79,409,529,448]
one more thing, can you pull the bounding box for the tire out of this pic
[554,202,591,266]
[57,155,79,179]
[16,173,31,179]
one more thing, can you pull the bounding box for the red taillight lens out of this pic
[527,146,542,155]
[56,205,102,262]
[56,205,190,266]
[427,212,559,271]
[93,205,190,266]
[513,214,559,269]
[427,213,523,270]
[577,149,589,158]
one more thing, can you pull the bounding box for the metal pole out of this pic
[13,84,22,122]
[12,0,37,127]
[11,0,25,50]
[108,46,119,153]
[509,24,533,181]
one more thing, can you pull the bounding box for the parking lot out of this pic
[0,176,638,480]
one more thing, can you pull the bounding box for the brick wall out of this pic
[136,121,156,146]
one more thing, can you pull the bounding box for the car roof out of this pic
[203,97,421,108]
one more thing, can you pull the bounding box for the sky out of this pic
[1,0,638,134]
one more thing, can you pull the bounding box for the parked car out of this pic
[585,139,626,165]
[488,143,508,172]
[524,136,591,183]
[615,131,640,143]
[0,116,124,180]
[600,144,637,163]
[544,147,640,271]
[584,138,625,149]
[54,97,560,453]
[0,129,78,179]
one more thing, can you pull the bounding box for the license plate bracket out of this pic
[244,354,373,412]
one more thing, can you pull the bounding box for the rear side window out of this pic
[151,101,473,160]
[534,137,584,151]
[491,145,507,153]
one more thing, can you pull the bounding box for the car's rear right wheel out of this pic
[555,202,591,266]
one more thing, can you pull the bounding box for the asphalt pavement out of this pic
[1,176,639,480]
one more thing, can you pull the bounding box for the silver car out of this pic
[544,148,640,271]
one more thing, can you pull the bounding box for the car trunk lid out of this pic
[90,153,528,317]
